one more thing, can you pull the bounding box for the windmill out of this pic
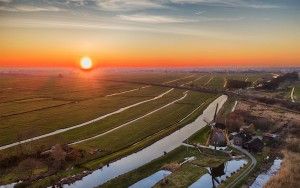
[205,103,230,149]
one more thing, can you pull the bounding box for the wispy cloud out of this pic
[0,0,12,3]
[95,0,166,11]
[170,0,281,9]
[118,13,244,24]
[195,10,205,15]
[0,5,63,12]
[198,16,244,22]
[0,0,282,13]
[0,17,249,41]
[118,14,195,23]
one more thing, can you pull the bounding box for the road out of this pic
[225,144,257,188]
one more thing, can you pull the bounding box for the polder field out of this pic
[0,70,267,187]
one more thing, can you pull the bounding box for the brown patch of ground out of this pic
[264,122,300,188]
[232,101,300,187]
[236,101,300,130]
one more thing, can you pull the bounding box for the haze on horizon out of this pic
[0,0,299,68]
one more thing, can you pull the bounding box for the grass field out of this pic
[0,74,203,146]
[0,71,266,187]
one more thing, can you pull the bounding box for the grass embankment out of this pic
[186,126,211,145]
[217,98,236,120]
[154,163,206,188]
[102,146,227,188]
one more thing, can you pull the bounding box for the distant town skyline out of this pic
[0,0,299,68]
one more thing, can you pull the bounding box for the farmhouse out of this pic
[232,132,252,146]
[243,137,264,152]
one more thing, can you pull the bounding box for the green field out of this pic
[0,71,265,187]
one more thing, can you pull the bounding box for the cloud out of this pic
[0,0,12,2]
[0,5,63,12]
[118,14,195,23]
[195,10,205,15]
[118,13,244,23]
[0,17,247,40]
[95,0,166,11]
[198,16,244,22]
[170,0,281,9]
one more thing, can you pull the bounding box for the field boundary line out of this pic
[0,89,174,151]
[0,101,75,118]
[70,92,188,145]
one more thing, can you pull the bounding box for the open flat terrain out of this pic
[0,70,275,187]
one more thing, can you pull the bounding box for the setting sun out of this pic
[80,57,93,70]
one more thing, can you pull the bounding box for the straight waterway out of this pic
[63,95,228,188]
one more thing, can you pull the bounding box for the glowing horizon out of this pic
[0,0,299,68]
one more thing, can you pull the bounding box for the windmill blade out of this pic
[212,176,220,184]
[203,117,210,124]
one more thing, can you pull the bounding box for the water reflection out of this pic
[190,159,247,188]
[129,170,172,188]
[250,159,282,188]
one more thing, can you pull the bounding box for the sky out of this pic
[0,0,299,68]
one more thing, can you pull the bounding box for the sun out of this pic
[80,57,93,70]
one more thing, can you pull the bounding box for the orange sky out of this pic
[0,0,299,68]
